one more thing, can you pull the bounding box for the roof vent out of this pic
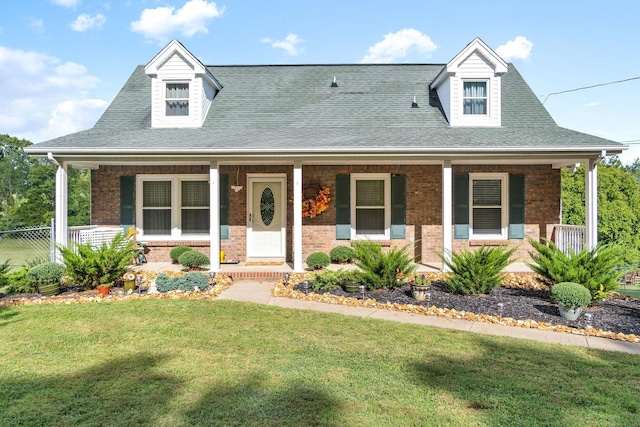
[331,76,338,87]
[411,96,419,108]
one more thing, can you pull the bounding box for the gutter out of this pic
[47,152,60,167]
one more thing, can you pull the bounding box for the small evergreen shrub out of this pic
[155,272,209,292]
[178,251,210,269]
[306,252,330,269]
[351,241,417,289]
[0,259,9,290]
[26,262,65,286]
[2,267,34,295]
[310,269,345,291]
[329,246,356,263]
[527,238,622,300]
[550,282,592,309]
[170,245,192,263]
[440,245,516,295]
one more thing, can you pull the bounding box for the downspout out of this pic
[47,152,60,167]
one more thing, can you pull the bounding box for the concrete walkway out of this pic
[217,280,640,355]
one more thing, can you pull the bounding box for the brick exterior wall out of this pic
[91,163,560,265]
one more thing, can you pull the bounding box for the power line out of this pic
[541,76,640,104]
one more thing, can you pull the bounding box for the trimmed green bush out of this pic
[527,238,623,300]
[351,241,416,289]
[550,282,592,309]
[155,272,209,292]
[178,251,210,269]
[59,233,137,289]
[2,267,35,295]
[440,245,516,295]
[310,269,348,291]
[329,246,356,263]
[170,245,192,263]
[306,252,330,269]
[0,259,9,290]
[26,262,65,286]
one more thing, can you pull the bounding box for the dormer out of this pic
[430,38,508,127]
[145,39,222,128]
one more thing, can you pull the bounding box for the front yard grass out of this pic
[1,299,639,426]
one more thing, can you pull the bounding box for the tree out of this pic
[561,160,640,263]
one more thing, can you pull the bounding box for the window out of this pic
[166,83,189,116]
[469,173,507,239]
[351,174,390,239]
[138,175,209,238]
[463,81,487,115]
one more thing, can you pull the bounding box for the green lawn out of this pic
[1,299,639,426]
[0,237,50,267]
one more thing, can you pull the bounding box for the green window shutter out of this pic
[453,174,469,239]
[335,174,351,239]
[119,175,135,229]
[220,174,229,239]
[509,174,525,239]
[390,174,406,239]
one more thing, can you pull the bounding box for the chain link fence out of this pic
[0,222,54,268]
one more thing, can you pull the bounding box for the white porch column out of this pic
[209,161,221,272]
[442,160,452,271]
[53,157,68,263]
[585,158,598,251]
[293,162,303,272]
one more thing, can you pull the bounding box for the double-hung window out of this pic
[463,81,487,115]
[351,173,390,240]
[138,175,209,238]
[165,82,189,116]
[469,173,507,239]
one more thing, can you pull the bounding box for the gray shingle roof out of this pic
[27,63,625,158]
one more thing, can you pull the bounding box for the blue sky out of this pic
[1,0,639,162]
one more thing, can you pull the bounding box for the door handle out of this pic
[249,213,252,222]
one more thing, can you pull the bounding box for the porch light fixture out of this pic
[331,76,338,87]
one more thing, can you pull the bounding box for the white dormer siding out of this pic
[431,38,507,128]
[145,39,221,129]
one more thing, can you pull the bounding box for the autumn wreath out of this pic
[301,185,331,218]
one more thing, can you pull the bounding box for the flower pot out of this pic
[343,280,360,293]
[38,283,60,297]
[558,304,583,321]
[97,285,110,296]
[123,280,136,292]
[411,285,430,301]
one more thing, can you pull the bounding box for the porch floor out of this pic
[133,261,533,282]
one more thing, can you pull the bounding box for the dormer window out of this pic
[166,83,189,116]
[463,81,487,115]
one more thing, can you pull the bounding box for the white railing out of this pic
[67,225,98,245]
[67,225,123,248]
[553,224,585,255]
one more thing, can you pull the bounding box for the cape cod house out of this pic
[25,38,626,273]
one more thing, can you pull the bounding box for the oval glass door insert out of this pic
[260,187,275,226]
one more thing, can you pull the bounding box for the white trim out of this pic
[54,160,68,262]
[585,159,598,251]
[469,172,509,240]
[209,162,220,272]
[293,163,303,271]
[442,161,452,271]
[164,81,190,118]
[246,174,287,259]
[350,173,391,240]
[461,79,489,117]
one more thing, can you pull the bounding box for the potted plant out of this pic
[411,273,431,301]
[26,262,65,297]
[178,250,210,271]
[305,252,330,270]
[329,245,356,264]
[122,271,137,292]
[550,282,592,321]
[341,269,362,293]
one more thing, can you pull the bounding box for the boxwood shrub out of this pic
[306,252,330,269]
[26,262,65,286]
[170,245,192,263]
[178,251,210,269]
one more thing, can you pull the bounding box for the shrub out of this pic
[550,282,592,309]
[329,246,356,263]
[527,238,623,300]
[310,269,346,291]
[26,262,65,286]
[351,241,417,289]
[59,233,137,289]
[178,251,210,269]
[2,267,36,295]
[0,259,9,290]
[155,272,209,292]
[170,245,192,263]
[306,252,330,269]
[440,245,516,295]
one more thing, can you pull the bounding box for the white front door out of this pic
[247,176,286,258]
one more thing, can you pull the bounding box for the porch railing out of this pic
[553,224,585,255]
[67,225,123,248]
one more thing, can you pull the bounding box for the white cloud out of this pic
[51,0,80,7]
[261,33,305,56]
[496,36,533,61]
[583,101,600,108]
[361,28,437,63]
[0,45,105,143]
[70,13,106,32]
[130,0,224,44]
